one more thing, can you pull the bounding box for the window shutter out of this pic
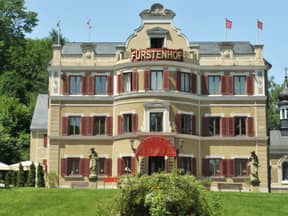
[82,158,89,177]
[246,159,250,176]
[202,159,209,176]
[117,158,122,176]
[247,75,254,95]
[131,157,136,175]
[87,75,94,95]
[191,73,197,94]
[132,71,138,91]
[106,116,113,136]
[225,159,235,177]
[177,157,181,169]
[132,113,138,133]
[62,117,68,136]
[107,75,113,95]
[117,73,123,93]
[228,117,235,136]
[220,159,225,176]
[163,69,169,90]
[81,117,86,136]
[118,115,123,135]
[43,159,47,173]
[175,113,181,133]
[86,117,93,136]
[62,75,69,95]
[104,158,112,176]
[61,158,67,177]
[247,117,254,137]
[192,115,196,135]
[221,76,233,95]
[43,134,47,147]
[192,158,196,176]
[201,75,208,94]
[82,75,87,95]
[144,70,150,90]
[221,117,227,136]
[202,117,209,136]
[176,71,181,91]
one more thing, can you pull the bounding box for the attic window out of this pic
[150,37,164,48]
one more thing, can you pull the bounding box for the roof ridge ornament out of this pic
[140,3,175,20]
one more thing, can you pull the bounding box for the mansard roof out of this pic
[30,94,48,130]
[61,41,255,56]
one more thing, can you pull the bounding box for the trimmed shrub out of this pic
[117,173,222,216]
[17,163,25,187]
[27,162,36,187]
[37,164,45,187]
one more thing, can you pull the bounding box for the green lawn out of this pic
[0,188,288,216]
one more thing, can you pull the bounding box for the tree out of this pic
[48,28,67,45]
[268,76,282,130]
[17,163,25,187]
[27,162,36,187]
[0,0,38,73]
[37,164,45,187]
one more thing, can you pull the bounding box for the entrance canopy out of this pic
[136,136,176,157]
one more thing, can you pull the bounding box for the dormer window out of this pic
[150,37,164,48]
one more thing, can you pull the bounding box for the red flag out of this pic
[257,20,263,30]
[226,18,232,29]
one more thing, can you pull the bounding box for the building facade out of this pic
[30,3,271,191]
[270,76,288,192]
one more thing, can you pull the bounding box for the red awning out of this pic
[136,136,176,157]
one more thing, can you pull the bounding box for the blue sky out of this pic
[25,0,288,84]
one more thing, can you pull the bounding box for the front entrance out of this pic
[149,156,165,175]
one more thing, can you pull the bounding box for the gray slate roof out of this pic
[270,130,288,153]
[30,94,48,130]
[62,42,125,55]
[61,41,254,55]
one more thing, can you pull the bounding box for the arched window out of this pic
[282,161,288,181]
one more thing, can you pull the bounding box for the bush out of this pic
[17,163,25,187]
[27,162,36,187]
[47,172,58,188]
[117,172,222,216]
[37,164,45,187]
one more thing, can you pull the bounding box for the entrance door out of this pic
[149,157,165,175]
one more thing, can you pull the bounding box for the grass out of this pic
[0,188,288,215]
[0,188,119,216]
[217,192,288,216]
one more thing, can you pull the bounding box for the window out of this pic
[150,37,164,48]
[282,162,288,181]
[122,157,132,174]
[208,76,220,94]
[235,159,248,176]
[123,114,132,133]
[93,116,105,135]
[150,112,163,132]
[208,117,220,136]
[181,72,191,92]
[123,73,132,92]
[234,76,246,95]
[98,158,105,175]
[209,159,221,176]
[69,76,82,94]
[179,157,192,173]
[95,76,107,95]
[151,71,163,90]
[68,116,81,135]
[67,158,80,176]
[235,117,246,136]
[181,114,192,134]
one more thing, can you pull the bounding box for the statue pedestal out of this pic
[250,185,260,192]
[89,181,97,189]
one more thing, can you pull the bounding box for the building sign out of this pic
[131,48,183,62]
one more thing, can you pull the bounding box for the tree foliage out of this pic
[27,162,36,187]
[268,76,282,130]
[17,163,25,187]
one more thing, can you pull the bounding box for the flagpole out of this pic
[256,19,259,44]
[57,20,61,45]
[225,18,227,40]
